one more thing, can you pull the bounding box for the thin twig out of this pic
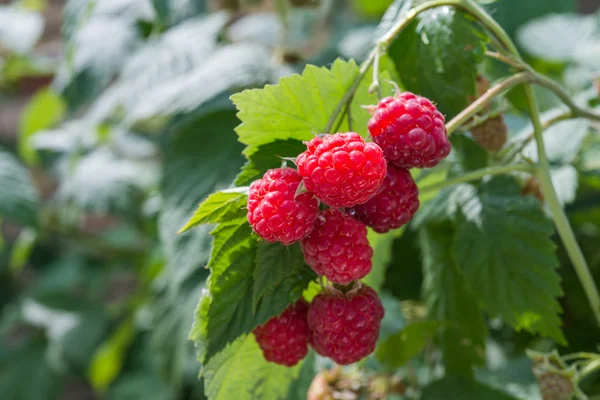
[418,163,534,193]
[445,72,531,135]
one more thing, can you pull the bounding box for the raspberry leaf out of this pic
[420,224,487,378]
[191,224,314,364]
[231,59,359,156]
[364,228,403,292]
[160,110,244,281]
[0,147,40,227]
[203,334,304,400]
[454,176,565,344]
[231,59,392,156]
[422,375,520,400]
[388,7,487,118]
[253,242,316,313]
[178,190,248,234]
[376,320,442,369]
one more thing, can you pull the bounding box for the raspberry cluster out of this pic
[254,284,384,367]
[247,84,449,367]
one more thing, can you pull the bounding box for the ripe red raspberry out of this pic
[247,168,319,245]
[308,285,384,365]
[348,164,419,233]
[296,132,387,208]
[301,209,372,284]
[368,91,451,168]
[253,300,311,367]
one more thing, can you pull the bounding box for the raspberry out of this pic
[301,209,372,284]
[253,300,311,367]
[296,132,387,208]
[247,168,319,245]
[308,285,384,365]
[470,115,508,152]
[367,91,451,168]
[348,164,419,233]
[537,373,576,400]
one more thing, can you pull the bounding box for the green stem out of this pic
[524,85,600,328]
[531,72,600,122]
[445,72,530,135]
[419,163,533,193]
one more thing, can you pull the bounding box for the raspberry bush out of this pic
[2,0,600,399]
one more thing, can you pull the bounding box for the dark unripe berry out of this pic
[296,132,387,208]
[301,209,372,285]
[368,91,451,168]
[470,115,508,152]
[253,300,311,366]
[348,164,419,233]
[247,168,319,245]
[308,285,384,365]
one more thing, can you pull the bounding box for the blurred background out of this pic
[0,0,600,399]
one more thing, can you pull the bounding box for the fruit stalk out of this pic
[525,85,600,328]
[418,163,534,194]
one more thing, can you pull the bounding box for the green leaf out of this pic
[420,224,487,378]
[234,139,306,186]
[19,89,66,165]
[9,227,37,275]
[108,372,173,400]
[88,318,136,392]
[253,242,315,313]
[56,16,143,108]
[231,59,359,155]
[191,226,314,364]
[485,0,575,39]
[126,43,276,125]
[382,228,423,301]
[422,376,519,400]
[449,134,489,175]
[412,184,477,228]
[454,176,565,343]
[0,147,40,226]
[522,119,589,164]
[151,0,206,26]
[0,5,44,54]
[374,0,414,39]
[376,320,441,369]
[57,147,157,215]
[517,13,598,64]
[0,341,63,400]
[364,229,402,292]
[84,13,229,125]
[179,189,249,234]
[204,334,304,400]
[389,7,487,118]
[159,109,245,283]
[150,272,206,387]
